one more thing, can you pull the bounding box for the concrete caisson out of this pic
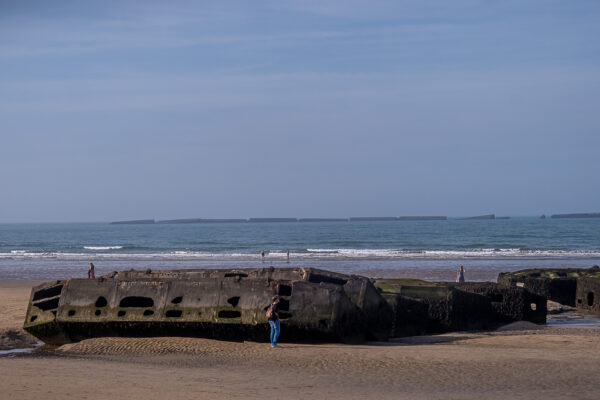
[24,268,393,345]
[575,277,600,314]
[498,266,600,309]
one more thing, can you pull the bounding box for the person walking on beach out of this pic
[88,262,95,279]
[264,295,281,348]
[261,250,265,263]
[286,249,290,263]
[456,265,465,283]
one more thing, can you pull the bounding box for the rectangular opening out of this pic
[34,297,60,311]
[279,312,292,320]
[166,309,182,318]
[119,296,154,308]
[32,285,63,301]
[278,298,290,311]
[218,310,241,318]
[278,284,292,297]
[224,273,248,278]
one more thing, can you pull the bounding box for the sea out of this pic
[1,217,599,281]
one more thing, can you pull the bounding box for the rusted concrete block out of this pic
[24,268,392,345]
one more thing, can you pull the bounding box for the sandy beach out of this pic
[0,281,599,399]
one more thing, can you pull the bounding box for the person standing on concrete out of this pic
[456,265,465,283]
[264,295,281,348]
[88,262,95,279]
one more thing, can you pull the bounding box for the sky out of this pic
[1,0,599,222]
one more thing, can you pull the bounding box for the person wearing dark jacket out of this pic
[264,295,281,348]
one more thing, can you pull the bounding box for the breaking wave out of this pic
[83,246,124,250]
[1,248,600,261]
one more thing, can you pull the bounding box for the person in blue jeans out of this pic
[264,295,281,348]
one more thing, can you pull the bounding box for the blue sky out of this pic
[1,1,599,222]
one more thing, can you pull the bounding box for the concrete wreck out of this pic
[23,267,393,345]
[498,266,600,312]
[24,267,554,346]
[372,279,546,337]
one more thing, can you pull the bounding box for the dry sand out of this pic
[1,281,600,400]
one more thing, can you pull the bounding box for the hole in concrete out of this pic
[227,296,240,307]
[143,309,154,316]
[530,303,537,311]
[32,284,63,301]
[119,296,154,308]
[166,309,182,318]
[68,310,76,316]
[29,315,37,322]
[95,296,108,307]
[578,298,583,304]
[278,284,292,297]
[34,297,60,311]
[118,310,126,317]
[198,311,202,316]
[490,294,503,302]
[218,310,241,318]
[224,272,248,278]
[279,312,292,320]
[588,292,595,307]
[95,309,101,316]
[278,298,290,311]
[171,296,183,304]
[308,273,347,285]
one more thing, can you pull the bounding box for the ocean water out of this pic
[1,217,599,281]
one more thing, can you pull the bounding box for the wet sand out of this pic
[2,281,600,399]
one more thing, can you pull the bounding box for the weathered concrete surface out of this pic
[575,277,600,314]
[451,282,546,324]
[373,279,546,337]
[373,279,494,336]
[498,266,600,307]
[24,268,392,345]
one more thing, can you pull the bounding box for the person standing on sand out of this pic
[88,262,95,279]
[261,250,265,263]
[264,295,281,348]
[456,265,465,283]
[286,249,290,263]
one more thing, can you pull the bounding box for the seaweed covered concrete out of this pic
[24,268,393,345]
[576,277,600,314]
[498,266,600,308]
[452,282,546,324]
[373,279,493,336]
[372,279,546,337]
[24,268,555,345]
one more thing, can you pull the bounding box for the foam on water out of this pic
[2,248,600,261]
[83,246,124,250]
[1,219,599,280]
